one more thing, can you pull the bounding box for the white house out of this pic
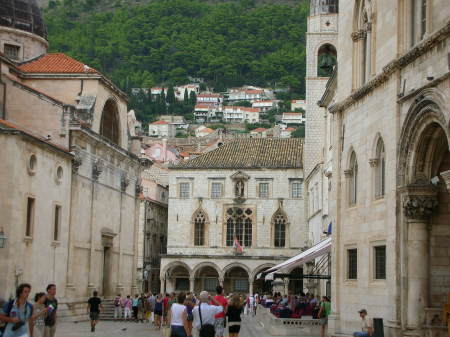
[291,100,306,112]
[148,120,176,138]
[282,112,305,125]
[197,93,223,104]
[252,100,277,112]
[174,84,200,101]
[223,106,260,123]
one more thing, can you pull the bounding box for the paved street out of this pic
[55,315,276,337]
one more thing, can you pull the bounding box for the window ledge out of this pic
[368,279,387,287]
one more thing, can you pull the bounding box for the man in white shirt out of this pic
[192,291,223,335]
[353,309,373,337]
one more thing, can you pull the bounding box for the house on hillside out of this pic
[149,120,176,138]
[142,140,180,164]
[252,100,277,112]
[250,127,267,138]
[159,115,189,129]
[291,99,306,112]
[223,106,260,123]
[174,84,200,101]
[282,112,304,126]
[195,125,215,138]
[197,93,223,104]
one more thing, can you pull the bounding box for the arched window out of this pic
[193,209,208,246]
[100,99,120,145]
[317,44,337,77]
[273,210,287,247]
[374,138,385,199]
[352,0,373,86]
[348,152,358,206]
[226,207,253,247]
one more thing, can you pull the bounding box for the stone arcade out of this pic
[161,138,308,295]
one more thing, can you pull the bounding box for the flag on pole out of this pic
[233,237,243,253]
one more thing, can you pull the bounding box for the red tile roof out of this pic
[151,120,169,125]
[283,112,302,116]
[199,128,214,134]
[225,106,260,113]
[251,128,267,132]
[198,93,221,97]
[286,127,296,132]
[18,53,98,74]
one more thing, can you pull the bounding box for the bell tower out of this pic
[304,0,338,177]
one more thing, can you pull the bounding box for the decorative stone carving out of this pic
[120,173,130,192]
[344,169,353,177]
[440,170,450,193]
[403,195,438,220]
[92,159,104,181]
[351,29,367,41]
[71,148,83,173]
[369,158,379,167]
[135,178,143,196]
[230,171,250,202]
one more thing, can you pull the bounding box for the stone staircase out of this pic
[98,299,117,321]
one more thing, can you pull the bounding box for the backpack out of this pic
[198,304,215,337]
[0,300,33,335]
[114,298,121,307]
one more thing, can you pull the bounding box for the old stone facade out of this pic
[326,1,450,337]
[161,138,307,295]
[0,0,143,320]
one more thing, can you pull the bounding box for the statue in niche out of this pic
[235,180,245,197]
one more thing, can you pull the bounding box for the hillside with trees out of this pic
[45,0,309,122]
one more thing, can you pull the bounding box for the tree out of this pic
[166,86,176,104]
[189,91,197,106]
[232,100,252,107]
[183,89,189,104]
[291,125,305,138]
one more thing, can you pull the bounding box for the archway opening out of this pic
[194,266,220,294]
[100,99,120,145]
[317,44,337,77]
[165,264,190,293]
[253,267,273,295]
[224,266,249,295]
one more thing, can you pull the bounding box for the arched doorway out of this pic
[253,267,273,295]
[398,94,450,330]
[224,266,249,295]
[317,43,337,77]
[100,99,120,145]
[163,263,190,293]
[194,266,220,294]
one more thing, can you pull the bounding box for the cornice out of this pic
[330,20,450,115]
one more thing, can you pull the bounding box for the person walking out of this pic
[168,293,189,337]
[317,296,331,337]
[184,294,195,337]
[0,283,47,337]
[154,294,164,329]
[132,295,139,322]
[353,309,373,337]
[87,291,102,332]
[43,284,57,337]
[30,293,47,337]
[226,295,245,337]
[123,296,132,321]
[113,294,122,320]
[192,291,223,337]
[212,286,228,337]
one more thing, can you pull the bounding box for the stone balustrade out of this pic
[256,305,321,336]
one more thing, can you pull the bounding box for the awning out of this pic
[263,237,332,280]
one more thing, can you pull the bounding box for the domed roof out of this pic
[0,0,47,39]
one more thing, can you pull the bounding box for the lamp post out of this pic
[0,229,7,248]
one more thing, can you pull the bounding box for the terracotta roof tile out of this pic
[251,128,267,132]
[172,138,303,169]
[18,53,98,74]
[151,120,168,125]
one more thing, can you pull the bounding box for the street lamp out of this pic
[0,229,7,248]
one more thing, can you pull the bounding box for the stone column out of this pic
[189,278,195,293]
[160,278,165,294]
[402,188,438,329]
[249,280,254,295]
[283,278,289,295]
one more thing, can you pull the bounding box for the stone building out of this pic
[161,138,307,295]
[326,1,450,336]
[137,164,169,294]
[0,0,143,319]
[302,0,338,297]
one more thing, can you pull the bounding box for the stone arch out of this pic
[223,263,251,294]
[398,89,450,187]
[100,98,121,145]
[192,262,222,279]
[317,43,337,77]
[191,207,210,246]
[251,263,276,281]
[161,261,192,279]
[223,262,252,278]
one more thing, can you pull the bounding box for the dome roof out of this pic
[0,0,47,39]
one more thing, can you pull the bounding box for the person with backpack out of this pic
[0,283,47,337]
[192,291,223,337]
[113,294,122,320]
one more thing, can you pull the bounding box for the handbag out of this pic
[199,304,215,335]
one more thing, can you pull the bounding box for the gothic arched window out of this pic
[226,207,253,247]
[375,138,385,199]
[273,210,288,248]
[193,209,208,246]
[317,44,337,77]
[352,0,373,87]
[348,152,358,206]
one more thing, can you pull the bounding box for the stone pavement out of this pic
[55,314,280,337]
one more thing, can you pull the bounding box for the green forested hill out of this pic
[45,0,308,97]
